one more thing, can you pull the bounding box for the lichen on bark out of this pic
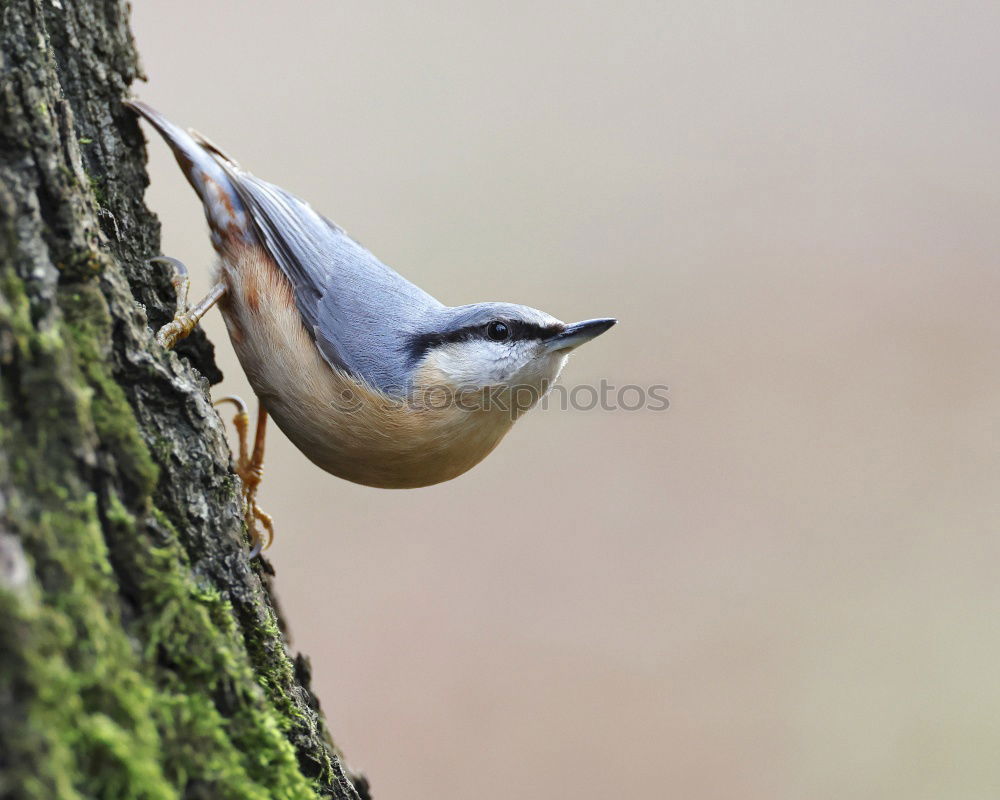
[0,2,365,798]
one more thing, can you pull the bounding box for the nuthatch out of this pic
[127,101,616,552]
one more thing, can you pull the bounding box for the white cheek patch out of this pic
[425,341,568,401]
[430,341,514,388]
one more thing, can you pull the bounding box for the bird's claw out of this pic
[149,255,193,350]
[246,503,274,559]
[215,395,274,558]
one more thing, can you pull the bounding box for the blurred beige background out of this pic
[131,2,1000,798]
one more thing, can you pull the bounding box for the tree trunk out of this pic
[0,2,368,798]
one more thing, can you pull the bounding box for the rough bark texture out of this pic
[0,2,367,798]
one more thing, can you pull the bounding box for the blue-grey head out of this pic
[404,302,616,412]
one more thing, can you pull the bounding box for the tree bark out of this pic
[0,2,367,798]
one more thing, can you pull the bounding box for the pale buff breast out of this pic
[215,245,515,488]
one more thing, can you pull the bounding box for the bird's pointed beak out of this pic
[544,317,617,353]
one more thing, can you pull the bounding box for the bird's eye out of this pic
[486,321,510,342]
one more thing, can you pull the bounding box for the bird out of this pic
[126,100,616,554]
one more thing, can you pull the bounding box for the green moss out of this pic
[0,492,176,800]
[86,171,106,207]
[1,264,323,798]
[60,281,159,500]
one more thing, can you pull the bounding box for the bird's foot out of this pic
[215,395,274,558]
[156,314,198,350]
[149,256,227,350]
[150,256,193,349]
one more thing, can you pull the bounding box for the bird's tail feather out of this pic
[125,99,252,251]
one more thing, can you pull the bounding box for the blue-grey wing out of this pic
[216,164,442,393]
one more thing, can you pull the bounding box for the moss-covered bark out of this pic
[0,2,367,798]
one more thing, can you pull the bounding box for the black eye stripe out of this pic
[405,320,563,362]
[481,320,562,342]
